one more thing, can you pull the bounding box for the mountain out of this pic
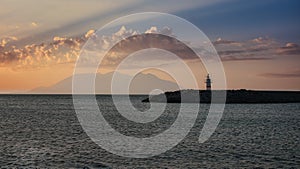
[29,72,179,94]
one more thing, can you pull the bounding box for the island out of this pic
[142,89,300,103]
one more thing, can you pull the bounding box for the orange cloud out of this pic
[84,29,95,38]
[0,36,18,47]
[0,30,96,70]
[1,26,299,72]
[31,22,38,27]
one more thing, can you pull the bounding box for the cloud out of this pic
[213,38,236,45]
[159,27,173,36]
[85,26,198,68]
[101,33,198,66]
[276,42,300,55]
[145,26,173,36]
[0,30,96,69]
[217,47,270,56]
[0,26,179,70]
[259,70,300,78]
[213,36,300,61]
[2,25,300,70]
[31,22,38,27]
[79,26,189,67]
[221,56,271,62]
[251,37,270,43]
[85,29,95,38]
[145,26,158,34]
[0,36,18,47]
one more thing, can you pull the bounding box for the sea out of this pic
[0,95,299,168]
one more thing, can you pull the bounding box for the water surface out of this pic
[0,95,299,168]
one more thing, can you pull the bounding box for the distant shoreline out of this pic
[2,90,300,104]
[142,89,300,103]
[0,93,149,96]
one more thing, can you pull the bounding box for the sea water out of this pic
[0,95,299,168]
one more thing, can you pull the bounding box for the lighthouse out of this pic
[205,74,212,91]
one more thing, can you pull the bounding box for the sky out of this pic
[0,0,299,93]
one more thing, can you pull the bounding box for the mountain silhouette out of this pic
[29,72,179,94]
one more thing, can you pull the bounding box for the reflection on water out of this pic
[0,95,299,168]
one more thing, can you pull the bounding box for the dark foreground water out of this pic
[0,95,299,168]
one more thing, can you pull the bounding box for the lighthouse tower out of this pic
[205,74,212,91]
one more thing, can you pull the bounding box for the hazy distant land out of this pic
[29,72,179,94]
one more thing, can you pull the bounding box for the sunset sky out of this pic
[0,0,300,93]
